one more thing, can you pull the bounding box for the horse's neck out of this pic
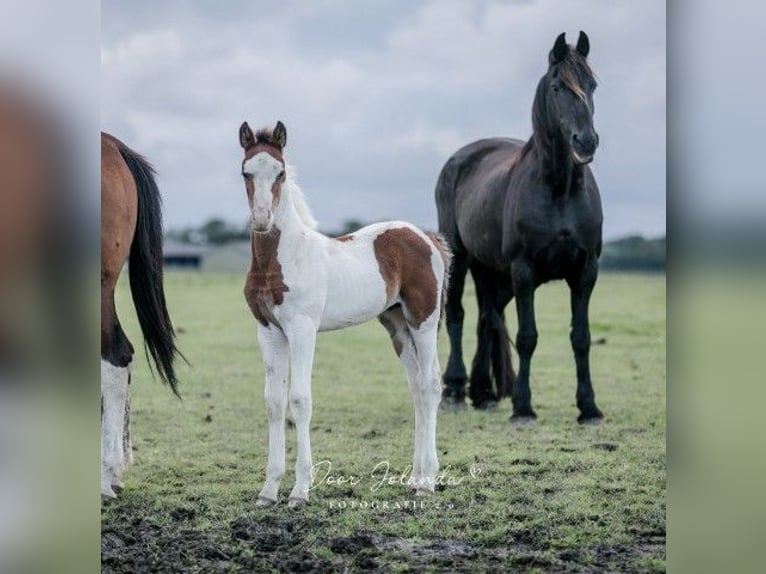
[536,134,583,194]
[249,191,307,269]
[273,188,311,238]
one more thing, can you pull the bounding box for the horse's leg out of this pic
[567,260,604,423]
[408,324,442,495]
[510,259,538,421]
[101,284,133,499]
[256,326,289,505]
[284,317,317,507]
[490,284,515,401]
[379,307,423,486]
[122,374,133,467]
[468,264,498,409]
[442,251,469,407]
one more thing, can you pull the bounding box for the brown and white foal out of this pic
[239,121,450,506]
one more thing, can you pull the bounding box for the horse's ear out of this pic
[576,31,590,58]
[549,32,568,64]
[273,120,287,149]
[239,121,255,150]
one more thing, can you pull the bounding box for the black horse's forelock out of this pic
[555,49,595,104]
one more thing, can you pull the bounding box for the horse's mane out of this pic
[284,165,318,230]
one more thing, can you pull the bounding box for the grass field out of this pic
[101,271,665,573]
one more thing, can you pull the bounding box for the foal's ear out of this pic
[239,121,255,150]
[550,32,568,64]
[576,31,590,58]
[273,120,287,149]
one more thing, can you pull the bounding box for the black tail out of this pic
[118,143,181,397]
[435,155,462,248]
[488,310,515,400]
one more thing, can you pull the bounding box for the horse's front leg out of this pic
[256,326,289,505]
[284,317,317,507]
[510,259,538,421]
[567,260,604,423]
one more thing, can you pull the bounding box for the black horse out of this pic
[436,31,604,423]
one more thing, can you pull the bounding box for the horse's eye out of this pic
[242,173,252,180]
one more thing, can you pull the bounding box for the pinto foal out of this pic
[239,121,450,506]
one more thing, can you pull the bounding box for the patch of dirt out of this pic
[102,506,665,573]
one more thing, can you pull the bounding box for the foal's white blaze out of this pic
[243,152,283,230]
[101,359,130,498]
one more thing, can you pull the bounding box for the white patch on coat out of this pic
[101,359,130,498]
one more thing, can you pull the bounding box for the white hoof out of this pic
[101,487,117,503]
[287,497,308,508]
[256,496,276,507]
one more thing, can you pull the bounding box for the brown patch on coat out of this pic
[244,228,289,327]
[373,228,438,329]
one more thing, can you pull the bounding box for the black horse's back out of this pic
[437,138,525,272]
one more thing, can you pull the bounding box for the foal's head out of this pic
[239,120,288,233]
[538,31,599,165]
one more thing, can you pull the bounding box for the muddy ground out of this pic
[102,505,665,573]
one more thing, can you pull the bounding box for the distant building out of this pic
[163,239,206,269]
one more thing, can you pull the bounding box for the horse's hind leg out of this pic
[123,379,133,466]
[468,263,499,409]
[408,322,441,495]
[442,250,469,407]
[101,283,134,499]
[380,308,423,485]
[567,260,604,423]
[490,282,515,401]
[379,307,441,494]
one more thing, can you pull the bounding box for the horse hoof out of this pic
[473,399,498,411]
[415,488,434,497]
[287,497,308,509]
[578,415,605,426]
[111,483,124,495]
[256,496,276,507]
[440,397,467,412]
[101,490,117,504]
[510,414,537,425]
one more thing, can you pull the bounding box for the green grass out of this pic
[103,272,665,573]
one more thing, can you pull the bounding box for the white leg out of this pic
[410,326,442,495]
[122,381,133,467]
[284,317,317,506]
[256,326,289,505]
[398,334,423,488]
[101,359,130,499]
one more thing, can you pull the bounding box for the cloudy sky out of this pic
[102,0,666,239]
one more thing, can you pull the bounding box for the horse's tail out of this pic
[424,231,452,323]
[434,155,461,248]
[118,142,182,397]
[489,309,515,400]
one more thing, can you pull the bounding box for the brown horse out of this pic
[101,132,181,500]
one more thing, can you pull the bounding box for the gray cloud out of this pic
[102,0,666,239]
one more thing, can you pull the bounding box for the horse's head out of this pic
[239,120,288,233]
[544,31,598,165]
